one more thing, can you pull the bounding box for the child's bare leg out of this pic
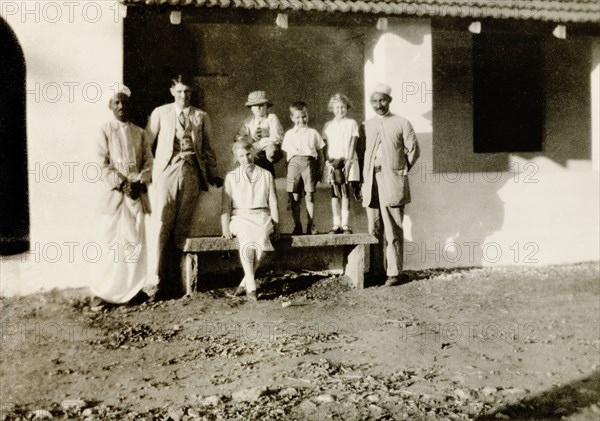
[305,192,315,226]
[291,193,302,227]
[331,197,341,228]
[341,196,350,227]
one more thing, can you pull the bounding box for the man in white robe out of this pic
[91,87,153,311]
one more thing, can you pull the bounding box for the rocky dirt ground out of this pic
[0,262,599,420]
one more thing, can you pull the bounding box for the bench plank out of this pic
[184,233,377,252]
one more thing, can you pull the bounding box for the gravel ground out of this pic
[0,262,598,420]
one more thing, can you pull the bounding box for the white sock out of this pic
[333,215,341,227]
[341,210,350,227]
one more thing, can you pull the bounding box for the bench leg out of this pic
[184,253,198,296]
[345,244,366,289]
[369,238,385,279]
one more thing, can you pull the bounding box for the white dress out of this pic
[222,165,274,252]
[322,117,360,182]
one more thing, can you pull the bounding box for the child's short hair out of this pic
[290,101,308,114]
[170,74,193,88]
[232,134,256,158]
[328,93,353,112]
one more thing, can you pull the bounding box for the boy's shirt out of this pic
[282,126,325,161]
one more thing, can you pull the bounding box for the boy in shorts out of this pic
[281,102,325,235]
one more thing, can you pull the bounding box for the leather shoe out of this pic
[328,226,342,234]
[384,276,402,287]
[90,296,106,312]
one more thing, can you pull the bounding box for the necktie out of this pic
[178,111,186,129]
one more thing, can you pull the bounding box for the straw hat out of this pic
[245,90,272,107]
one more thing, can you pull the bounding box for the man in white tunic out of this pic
[361,83,420,286]
[91,87,153,310]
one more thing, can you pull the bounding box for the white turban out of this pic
[114,85,131,98]
[371,83,392,97]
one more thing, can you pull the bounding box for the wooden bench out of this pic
[183,233,378,295]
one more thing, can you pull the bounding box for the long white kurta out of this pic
[92,120,153,303]
[92,198,148,303]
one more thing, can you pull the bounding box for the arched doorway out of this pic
[0,18,28,255]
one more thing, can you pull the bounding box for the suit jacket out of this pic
[361,113,420,208]
[146,103,219,190]
[97,120,153,215]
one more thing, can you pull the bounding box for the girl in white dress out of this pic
[221,138,280,301]
[322,93,360,234]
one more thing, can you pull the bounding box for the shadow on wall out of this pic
[124,9,203,127]
[476,371,600,420]
[432,24,592,172]
[406,132,508,269]
[125,8,365,174]
[123,8,368,237]
[424,25,595,268]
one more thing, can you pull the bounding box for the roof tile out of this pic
[120,0,600,23]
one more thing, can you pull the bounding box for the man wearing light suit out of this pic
[361,83,420,286]
[146,75,223,299]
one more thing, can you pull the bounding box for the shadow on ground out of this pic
[200,266,484,300]
[201,270,333,300]
[476,371,600,420]
[364,266,480,288]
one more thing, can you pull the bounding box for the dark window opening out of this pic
[473,33,544,153]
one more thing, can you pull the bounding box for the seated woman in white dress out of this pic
[221,138,280,301]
